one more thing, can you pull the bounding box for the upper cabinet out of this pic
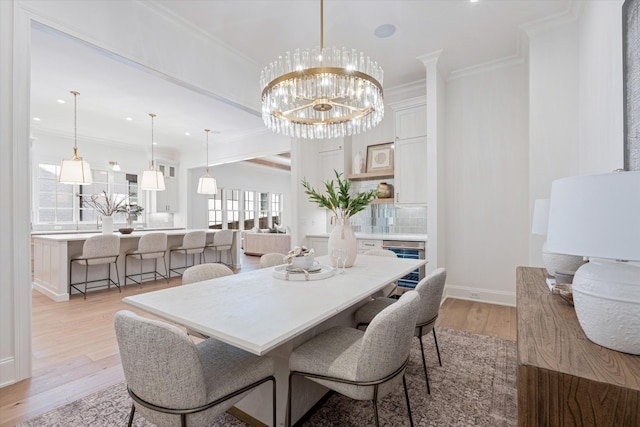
[393,100,427,206]
[395,103,427,140]
[155,162,178,213]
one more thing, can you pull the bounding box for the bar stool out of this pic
[124,232,168,286]
[205,229,233,265]
[168,230,206,277]
[69,234,120,299]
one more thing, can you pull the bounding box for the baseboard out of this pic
[444,285,516,307]
[0,356,16,388]
[32,282,69,302]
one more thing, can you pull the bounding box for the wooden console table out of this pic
[516,267,639,426]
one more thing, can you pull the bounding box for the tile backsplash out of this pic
[327,179,428,235]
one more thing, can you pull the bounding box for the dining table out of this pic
[122,254,427,427]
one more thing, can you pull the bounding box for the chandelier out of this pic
[260,0,384,139]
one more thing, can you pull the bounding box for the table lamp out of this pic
[546,171,640,354]
[531,198,583,277]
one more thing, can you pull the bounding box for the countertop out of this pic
[31,227,185,236]
[30,228,212,242]
[305,233,428,242]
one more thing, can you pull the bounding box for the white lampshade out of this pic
[531,198,549,235]
[140,170,165,191]
[197,175,217,195]
[58,158,93,184]
[547,171,640,261]
[546,170,640,354]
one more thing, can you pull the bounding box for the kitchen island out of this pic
[32,229,241,301]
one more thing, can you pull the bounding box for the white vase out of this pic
[328,218,357,268]
[102,216,114,234]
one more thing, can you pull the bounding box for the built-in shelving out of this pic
[346,171,394,181]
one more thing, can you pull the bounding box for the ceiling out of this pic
[30,0,572,166]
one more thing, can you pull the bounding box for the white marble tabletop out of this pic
[123,254,426,355]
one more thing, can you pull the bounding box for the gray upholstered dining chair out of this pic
[287,292,421,427]
[69,234,120,299]
[169,230,207,278]
[124,232,168,286]
[364,248,399,298]
[355,268,447,394]
[181,263,234,339]
[115,310,275,427]
[259,252,286,268]
[205,229,233,265]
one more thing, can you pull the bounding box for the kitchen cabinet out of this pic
[393,102,427,206]
[394,136,427,205]
[357,239,383,254]
[305,236,328,256]
[395,103,426,140]
[155,163,178,213]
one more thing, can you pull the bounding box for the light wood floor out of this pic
[0,256,516,427]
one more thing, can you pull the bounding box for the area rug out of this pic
[16,328,517,426]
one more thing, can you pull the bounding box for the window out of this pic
[271,193,282,226]
[207,193,223,229]
[36,164,74,223]
[259,192,269,228]
[243,191,255,230]
[207,188,283,231]
[225,189,240,229]
[36,163,135,225]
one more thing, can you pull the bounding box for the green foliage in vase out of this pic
[302,170,376,219]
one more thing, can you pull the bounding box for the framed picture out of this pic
[366,142,394,173]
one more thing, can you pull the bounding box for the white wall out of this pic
[444,62,530,305]
[577,0,624,174]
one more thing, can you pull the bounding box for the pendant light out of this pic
[59,91,93,184]
[140,113,165,191]
[197,129,218,194]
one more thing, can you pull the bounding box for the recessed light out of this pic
[152,142,158,145]
[374,24,396,38]
[470,0,479,3]
[56,99,65,104]
[125,117,133,121]
[185,132,191,136]
[33,117,41,121]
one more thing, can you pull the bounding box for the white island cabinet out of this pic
[31,229,241,301]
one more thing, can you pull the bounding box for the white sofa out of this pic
[243,232,291,256]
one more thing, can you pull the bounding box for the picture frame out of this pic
[366,142,394,173]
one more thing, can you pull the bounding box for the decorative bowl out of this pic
[119,228,134,235]
[290,255,315,270]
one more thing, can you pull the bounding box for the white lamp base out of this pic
[572,260,640,355]
[541,243,583,277]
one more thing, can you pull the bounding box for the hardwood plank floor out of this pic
[0,255,516,427]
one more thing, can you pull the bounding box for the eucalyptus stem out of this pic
[302,170,376,219]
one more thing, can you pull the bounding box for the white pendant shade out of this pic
[59,157,93,185]
[140,170,165,191]
[197,175,217,194]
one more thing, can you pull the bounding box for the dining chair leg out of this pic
[127,404,135,427]
[372,385,380,427]
[286,373,293,427]
[433,329,442,366]
[403,374,414,427]
[418,335,431,394]
[84,263,88,299]
[272,377,277,427]
[163,256,169,282]
[114,260,121,292]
